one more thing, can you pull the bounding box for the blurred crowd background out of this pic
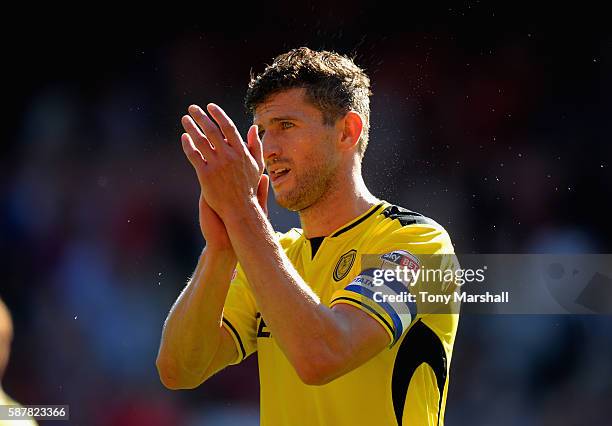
[1,4,611,425]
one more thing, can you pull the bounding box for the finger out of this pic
[247,125,265,174]
[207,103,242,147]
[180,114,215,159]
[181,133,207,172]
[187,105,217,157]
[188,105,227,151]
[257,174,270,216]
[181,114,205,141]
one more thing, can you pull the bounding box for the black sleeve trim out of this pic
[222,317,246,360]
[331,296,395,340]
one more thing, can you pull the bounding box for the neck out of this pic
[298,162,380,238]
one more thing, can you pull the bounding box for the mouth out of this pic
[269,166,291,186]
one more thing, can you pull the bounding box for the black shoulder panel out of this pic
[381,205,438,227]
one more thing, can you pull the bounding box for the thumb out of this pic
[257,174,270,216]
[247,125,265,174]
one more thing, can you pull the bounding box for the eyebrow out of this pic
[256,116,301,126]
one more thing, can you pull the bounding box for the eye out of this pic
[280,121,295,130]
[258,129,266,139]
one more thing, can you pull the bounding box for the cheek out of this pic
[286,128,337,165]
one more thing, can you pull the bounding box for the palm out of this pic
[181,103,269,251]
[198,174,269,251]
[199,194,231,250]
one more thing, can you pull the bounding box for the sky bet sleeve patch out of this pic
[330,250,420,346]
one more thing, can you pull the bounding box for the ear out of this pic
[337,111,363,154]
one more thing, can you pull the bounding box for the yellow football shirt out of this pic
[222,201,460,426]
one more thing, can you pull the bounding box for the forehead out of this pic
[253,88,323,124]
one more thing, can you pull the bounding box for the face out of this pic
[254,88,342,211]
[0,305,11,378]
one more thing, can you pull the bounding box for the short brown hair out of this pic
[245,47,372,158]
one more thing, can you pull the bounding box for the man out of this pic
[0,298,37,426]
[157,47,460,425]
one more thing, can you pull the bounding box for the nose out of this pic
[262,133,281,163]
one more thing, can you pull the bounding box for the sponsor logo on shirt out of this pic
[256,312,271,338]
[380,250,420,271]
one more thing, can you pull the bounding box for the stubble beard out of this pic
[274,156,339,212]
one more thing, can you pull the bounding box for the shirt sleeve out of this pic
[221,262,258,364]
[329,223,460,347]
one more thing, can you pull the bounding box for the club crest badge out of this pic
[333,249,357,281]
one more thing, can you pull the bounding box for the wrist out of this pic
[221,196,262,227]
[204,246,238,269]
